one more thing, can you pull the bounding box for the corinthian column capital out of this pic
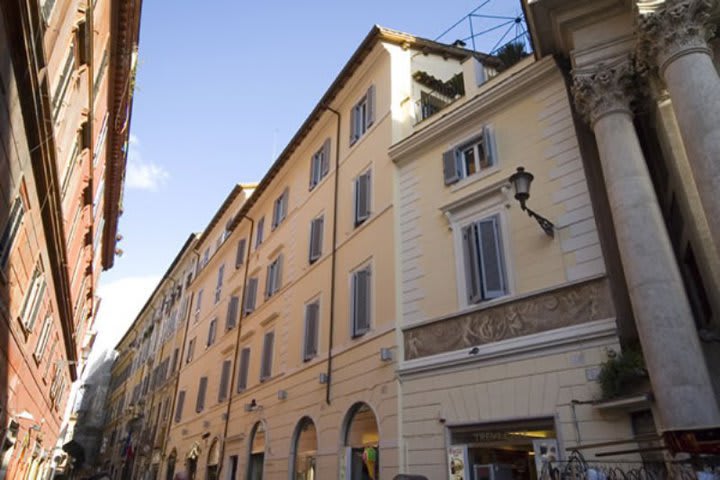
[637,0,718,73]
[571,59,637,126]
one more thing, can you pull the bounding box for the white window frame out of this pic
[353,169,372,227]
[271,189,289,230]
[309,139,330,190]
[443,125,499,186]
[265,255,282,298]
[450,202,515,309]
[308,214,324,264]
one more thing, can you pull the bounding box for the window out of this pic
[196,377,208,412]
[260,331,274,381]
[443,125,498,185]
[93,113,109,164]
[226,296,239,330]
[461,214,508,304]
[93,46,108,102]
[33,316,53,362]
[265,255,283,298]
[354,170,371,227]
[60,139,79,200]
[350,85,375,145]
[171,348,179,372]
[303,300,320,361]
[237,347,250,392]
[215,264,225,304]
[351,265,371,338]
[93,178,105,216]
[174,390,186,422]
[309,139,330,190]
[201,248,210,269]
[194,290,203,323]
[218,360,231,402]
[308,216,324,264]
[235,238,247,269]
[243,277,258,315]
[0,197,25,268]
[19,263,46,332]
[272,188,289,230]
[255,217,265,248]
[40,0,57,21]
[207,319,217,347]
[52,44,75,123]
[186,337,196,363]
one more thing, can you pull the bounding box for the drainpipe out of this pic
[218,215,254,477]
[161,249,200,459]
[321,105,342,405]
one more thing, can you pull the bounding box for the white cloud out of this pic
[125,135,169,190]
[87,275,161,365]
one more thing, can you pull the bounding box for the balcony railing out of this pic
[413,71,465,122]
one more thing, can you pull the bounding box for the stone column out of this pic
[638,0,720,256]
[572,59,720,431]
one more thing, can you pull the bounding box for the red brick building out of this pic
[0,0,141,478]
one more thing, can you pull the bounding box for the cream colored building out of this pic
[100,234,199,479]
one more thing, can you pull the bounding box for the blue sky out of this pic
[92,0,529,358]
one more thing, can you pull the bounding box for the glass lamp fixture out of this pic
[509,166,555,237]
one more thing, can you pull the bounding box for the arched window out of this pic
[290,417,317,480]
[247,422,266,480]
[342,402,379,480]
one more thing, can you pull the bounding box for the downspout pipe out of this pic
[321,105,342,405]
[218,215,254,476]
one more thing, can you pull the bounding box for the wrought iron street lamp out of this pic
[509,166,555,237]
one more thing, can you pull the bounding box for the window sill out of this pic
[449,165,502,194]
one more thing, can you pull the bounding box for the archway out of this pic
[165,450,176,480]
[206,438,220,480]
[186,442,201,480]
[342,403,379,480]
[246,422,265,480]
[289,417,317,480]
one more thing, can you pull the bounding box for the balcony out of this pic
[413,71,465,122]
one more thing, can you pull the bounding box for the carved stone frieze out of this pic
[571,59,637,126]
[403,278,614,361]
[637,0,717,74]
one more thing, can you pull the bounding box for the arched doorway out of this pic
[165,450,177,480]
[186,442,201,480]
[246,422,265,480]
[342,403,379,480]
[206,438,220,480]
[290,417,317,480]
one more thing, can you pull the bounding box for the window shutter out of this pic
[256,217,264,247]
[196,377,207,412]
[443,150,460,185]
[483,124,498,167]
[309,217,323,263]
[218,360,231,402]
[477,215,506,299]
[304,302,319,360]
[235,239,246,269]
[355,172,371,225]
[171,348,179,372]
[309,154,319,190]
[244,277,258,314]
[350,107,357,145]
[265,264,272,298]
[462,224,483,304]
[352,268,371,336]
[275,254,283,291]
[237,348,250,392]
[366,85,376,127]
[261,332,274,380]
[207,319,216,346]
[321,138,331,177]
[226,296,239,330]
[281,188,289,222]
[174,391,185,422]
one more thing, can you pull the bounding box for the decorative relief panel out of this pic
[404,277,614,360]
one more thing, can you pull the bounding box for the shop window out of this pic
[342,402,379,480]
[447,418,557,480]
[291,417,317,480]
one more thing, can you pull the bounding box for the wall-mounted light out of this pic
[379,348,393,362]
[318,373,329,384]
[509,167,555,237]
[277,390,288,401]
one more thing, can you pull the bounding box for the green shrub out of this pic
[598,348,647,400]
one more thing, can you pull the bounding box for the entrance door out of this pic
[248,453,264,480]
